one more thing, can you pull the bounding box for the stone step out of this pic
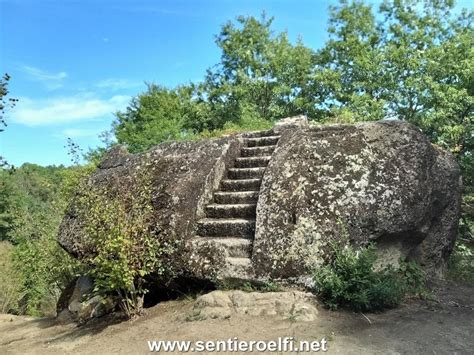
[244,136,280,147]
[234,156,271,168]
[192,237,252,258]
[206,204,257,218]
[241,145,277,157]
[219,257,254,280]
[228,167,265,179]
[220,179,261,192]
[197,218,255,238]
[214,191,259,204]
[241,130,275,138]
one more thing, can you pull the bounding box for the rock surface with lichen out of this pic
[58,137,243,279]
[58,119,461,284]
[253,120,461,278]
[191,290,319,321]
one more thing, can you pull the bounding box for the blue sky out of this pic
[1,0,472,167]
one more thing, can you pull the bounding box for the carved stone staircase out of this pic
[194,130,281,279]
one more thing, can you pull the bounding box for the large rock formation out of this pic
[59,137,243,278]
[254,118,461,279]
[58,117,461,283]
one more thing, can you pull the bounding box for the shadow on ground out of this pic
[0,280,472,354]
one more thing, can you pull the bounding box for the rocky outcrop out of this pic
[253,119,461,279]
[58,118,461,284]
[56,276,115,323]
[59,137,243,278]
[191,290,319,321]
[191,131,281,280]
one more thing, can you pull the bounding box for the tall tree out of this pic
[315,0,473,161]
[113,15,316,152]
[314,0,387,121]
[113,84,199,153]
[204,13,315,124]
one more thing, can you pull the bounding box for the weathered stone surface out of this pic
[192,290,318,321]
[56,276,115,323]
[58,119,461,284]
[253,120,461,278]
[274,114,309,133]
[59,137,243,278]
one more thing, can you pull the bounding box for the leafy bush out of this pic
[193,115,274,140]
[313,242,426,312]
[13,232,81,316]
[77,170,175,318]
[0,164,85,316]
[448,188,474,285]
[448,241,474,285]
[0,241,21,314]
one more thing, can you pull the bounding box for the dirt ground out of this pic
[1,280,473,355]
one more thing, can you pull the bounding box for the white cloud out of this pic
[19,65,68,89]
[11,94,130,126]
[96,78,142,90]
[61,128,103,138]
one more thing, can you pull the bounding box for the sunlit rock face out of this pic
[253,120,461,279]
[58,137,243,279]
[58,118,461,283]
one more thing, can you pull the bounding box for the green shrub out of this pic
[13,232,81,316]
[0,241,21,314]
[448,241,474,285]
[77,169,175,318]
[182,115,274,141]
[313,242,426,312]
[0,164,85,316]
[448,188,474,285]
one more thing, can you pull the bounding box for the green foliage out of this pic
[448,187,474,285]
[0,164,65,245]
[190,115,274,140]
[12,228,81,316]
[315,0,387,121]
[0,73,18,167]
[0,164,89,316]
[0,241,22,314]
[448,241,474,285]
[313,242,426,312]
[316,0,473,176]
[260,281,281,292]
[0,73,18,127]
[2,2,472,317]
[113,3,472,187]
[113,13,314,153]
[114,84,190,153]
[76,170,175,318]
[204,13,315,123]
[460,187,474,237]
